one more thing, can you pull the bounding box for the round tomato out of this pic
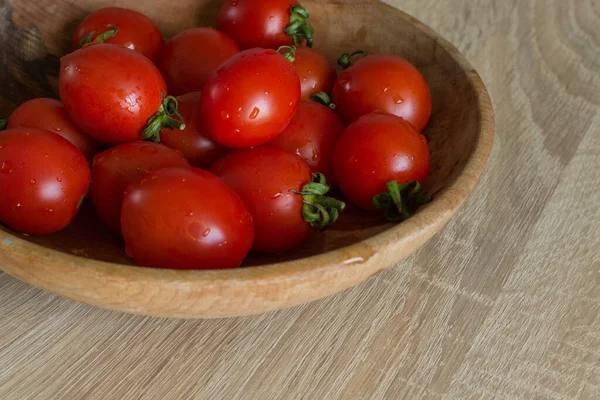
[72,7,164,63]
[288,47,337,100]
[211,147,344,254]
[158,28,239,96]
[332,54,432,132]
[121,167,254,270]
[60,44,184,144]
[333,113,430,219]
[160,92,230,169]
[6,98,103,162]
[200,48,300,148]
[269,100,344,187]
[91,142,189,233]
[217,0,314,49]
[0,128,91,235]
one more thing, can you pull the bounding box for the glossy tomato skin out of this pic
[293,48,337,100]
[59,44,167,144]
[332,55,432,132]
[269,101,344,187]
[121,167,254,270]
[333,113,430,210]
[200,48,300,148]
[210,147,312,254]
[91,142,189,233]
[0,128,91,235]
[158,28,239,96]
[72,7,164,63]
[160,92,230,169]
[7,98,103,162]
[217,0,299,50]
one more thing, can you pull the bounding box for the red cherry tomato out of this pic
[292,47,337,100]
[158,28,239,96]
[200,48,300,148]
[121,167,254,270]
[332,54,432,132]
[6,98,103,162]
[160,92,230,169]
[91,142,189,233]
[333,113,430,213]
[72,7,164,63]
[211,147,344,254]
[269,101,345,187]
[0,128,91,235]
[217,0,314,50]
[59,44,184,144]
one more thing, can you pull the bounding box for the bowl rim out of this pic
[0,1,495,317]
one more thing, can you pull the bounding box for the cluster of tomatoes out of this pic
[0,0,432,270]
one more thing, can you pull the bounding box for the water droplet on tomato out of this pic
[0,161,13,173]
[272,193,283,199]
[237,106,242,112]
[269,15,274,20]
[54,127,62,132]
[249,107,260,119]
[234,129,241,133]
[136,166,150,176]
[393,95,404,104]
[187,221,210,240]
[30,179,36,184]
[232,0,238,5]
[311,149,318,161]
[56,177,62,182]
[45,208,54,213]
[181,178,187,182]
[264,91,270,95]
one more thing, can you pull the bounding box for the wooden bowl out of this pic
[0,0,494,318]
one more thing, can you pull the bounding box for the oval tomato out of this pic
[59,44,184,144]
[332,54,432,132]
[158,28,239,96]
[6,98,103,162]
[121,167,254,269]
[269,100,345,187]
[290,47,337,100]
[72,7,164,63]
[217,0,314,50]
[160,92,230,169]
[333,113,430,218]
[210,147,344,254]
[0,128,91,235]
[91,142,189,233]
[200,48,300,148]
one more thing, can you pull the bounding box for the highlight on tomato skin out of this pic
[158,28,240,97]
[121,167,255,270]
[91,142,190,233]
[6,98,104,162]
[160,92,231,169]
[333,112,430,213]
[0,128,91,236]
[332,54,432,132]
[71,7,164,63]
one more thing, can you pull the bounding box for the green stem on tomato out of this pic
[78,24,119,48]
[277,45,297,63]
[141,93,186,143]
[284,5,314,48]
[310,92,336,110]
[372,180,431,222]
[0,119,7,131]
[338,50,369,69]
[293,173,346,230]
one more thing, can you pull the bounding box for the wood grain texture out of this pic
[0,0,599,398]
[0,0,494,317]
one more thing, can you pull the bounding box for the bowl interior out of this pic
[0,0,481,267]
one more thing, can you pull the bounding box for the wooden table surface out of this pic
[1,0,599,398]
